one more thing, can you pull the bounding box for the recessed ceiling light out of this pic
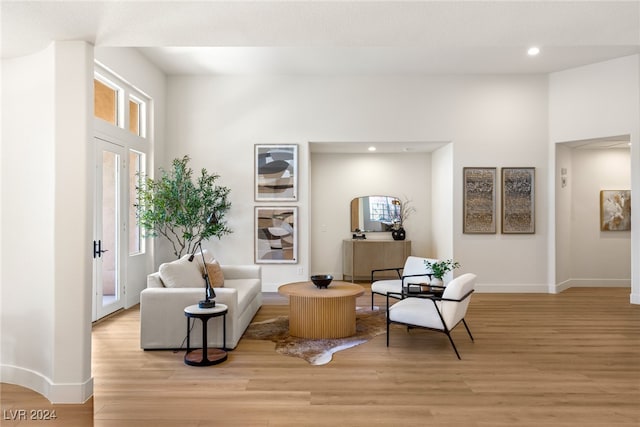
[527,46,540,56]
[368,146,376,152]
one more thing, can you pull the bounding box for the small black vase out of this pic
[391,227,406,241]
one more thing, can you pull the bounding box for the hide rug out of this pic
[244,307,386,365]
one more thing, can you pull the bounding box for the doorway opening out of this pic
[555,135,632,292]
[92,63,151,321]
[93,138,126,320]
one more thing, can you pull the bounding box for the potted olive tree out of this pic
[136,155,232,258]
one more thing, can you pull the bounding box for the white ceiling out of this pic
[309,141,450,154]
[2,1,639,76]
[2,1,637,153]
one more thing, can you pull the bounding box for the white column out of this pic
[0,40,94,403]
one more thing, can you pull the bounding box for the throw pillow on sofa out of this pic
[205,260,225,287]
[159,254,204,288]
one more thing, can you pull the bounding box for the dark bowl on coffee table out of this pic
[311,274,333,289]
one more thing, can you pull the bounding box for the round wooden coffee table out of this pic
[278,281,364,339]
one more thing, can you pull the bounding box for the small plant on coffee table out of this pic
[424,259,461,280]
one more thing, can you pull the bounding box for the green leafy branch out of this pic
[135,155,232,258]
[424,259,461,279]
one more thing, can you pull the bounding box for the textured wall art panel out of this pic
[463,167,497,234]
[502,167,535,234]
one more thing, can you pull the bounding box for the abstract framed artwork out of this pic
[255,144,298,201]
[600,190,631,231]
[255,207,298,264]
[463,167,497,234]
[501,167,535,234]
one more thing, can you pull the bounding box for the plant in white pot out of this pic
[424,259,461,286]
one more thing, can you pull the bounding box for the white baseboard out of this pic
[265,282,550,293]
[553,278,631,292]
[0,364,93,404]
[264,280,632,296]
[475,283,549,293]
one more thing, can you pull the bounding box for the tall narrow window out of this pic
[129,150,146,255]
[129,99,139,135]
[94,68,148,139]
[128,95,147,138]
[94,78,119,125]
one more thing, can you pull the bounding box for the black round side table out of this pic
[183,303,228,366]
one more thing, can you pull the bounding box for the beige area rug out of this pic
[244,307,386,365]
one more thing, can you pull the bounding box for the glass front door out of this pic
[93,138,125,321]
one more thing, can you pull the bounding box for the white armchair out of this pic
[386,273,477,359]
[370,256,438,309]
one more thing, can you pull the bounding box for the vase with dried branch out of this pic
[391,198,416,240]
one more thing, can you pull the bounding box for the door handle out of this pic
[93,240,109,258]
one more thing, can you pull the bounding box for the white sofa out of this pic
[140,251,262,350]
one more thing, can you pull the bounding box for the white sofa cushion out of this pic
[228,278,262,313]
[158,250,216,288]
[192,249,215,270]
[158,254,204,288]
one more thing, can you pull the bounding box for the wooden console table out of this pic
[278,281,364,339]
[343,239,411,282]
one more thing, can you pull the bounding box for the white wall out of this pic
[452,76,550,290]
[166,73,549,292]
[555,144,573,285]
[550,54,640,303]
[550,56,639,143]
[1,41,94,403]
[311,152,432,282]
[570,148,631,285]
[1,43,56,398]
[432,143,454,260]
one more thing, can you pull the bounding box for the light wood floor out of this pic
[2,287,639,426]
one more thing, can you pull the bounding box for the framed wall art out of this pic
[255,207,298,263]
[600,190,631,231]
[501,167,535,234]
[255,144,298,201]
[463,167,497,234]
